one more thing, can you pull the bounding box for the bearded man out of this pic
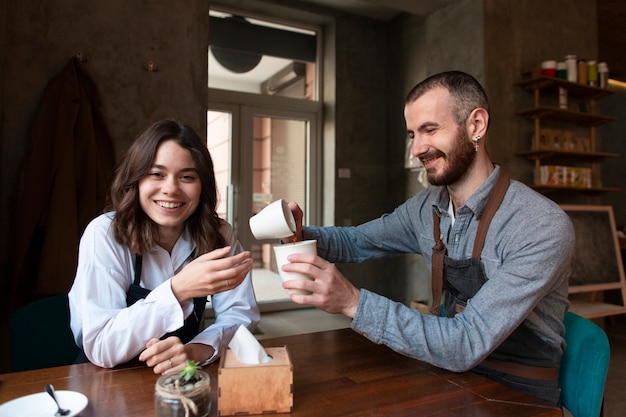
[280,71,574,407]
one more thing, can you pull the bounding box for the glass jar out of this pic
[564,54,577,82]
[155,371,211,417]
[587,60,598,86]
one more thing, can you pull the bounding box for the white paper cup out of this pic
[273,240,317,295]
[249,199,296,240]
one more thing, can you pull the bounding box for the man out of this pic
[281,71,574,406]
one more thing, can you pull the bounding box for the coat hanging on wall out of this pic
[10,57,115,313]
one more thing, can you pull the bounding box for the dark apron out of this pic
[75,254,207,365]
[430,166,561,406]
[126,255,207,344]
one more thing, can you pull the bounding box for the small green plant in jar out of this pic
[155,360,211,417]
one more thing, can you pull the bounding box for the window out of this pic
[208,8,323,310]
[209,9,318,100]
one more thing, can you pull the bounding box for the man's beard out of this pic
[425,128,476,186]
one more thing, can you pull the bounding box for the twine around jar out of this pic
[155,378,201,417]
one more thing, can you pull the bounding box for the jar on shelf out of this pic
[598,62,609,88]
[556,62,567,79]
[541,60,557,77]
[577,59,588,84]
[587,60,598,86]
[564,54,577,82]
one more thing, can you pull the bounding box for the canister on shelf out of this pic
[541,60,557,77]
[564,54,577,82]
[577,60,588,84]
[556,62,567,79]
[598,62,609,88]
[587,60,598,86]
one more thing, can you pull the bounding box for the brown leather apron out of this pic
[429,166,560,405]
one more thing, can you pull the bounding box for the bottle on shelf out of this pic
[587,60,598,86]
[564,54,577,82]
[577,59,588,84]
[598,62,609,88]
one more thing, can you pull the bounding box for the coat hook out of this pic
[146,60,158,72]
[75,51,88,63]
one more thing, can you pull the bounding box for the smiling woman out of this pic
[67,119,260,372]
[138,140,202,253]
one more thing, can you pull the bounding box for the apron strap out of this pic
[430,215,446,316]
[430,166,510,316]
[133,255,142,285]
[471,166,510,259]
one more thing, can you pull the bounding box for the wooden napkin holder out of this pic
[217,346,293,416]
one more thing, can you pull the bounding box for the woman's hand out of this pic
[139,337,215,375]
[139,336,187,375]
[170,246,252,303]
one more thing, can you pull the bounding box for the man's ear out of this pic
[467,107,489,138]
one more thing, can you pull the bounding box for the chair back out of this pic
[9,294,81,371]
[560,311,610,417]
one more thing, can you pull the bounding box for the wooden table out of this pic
[0,328,561,416]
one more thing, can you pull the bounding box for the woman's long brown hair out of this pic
[106,119,226,255]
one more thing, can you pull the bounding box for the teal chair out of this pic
[560,311,610,417]
[9,294,81,372]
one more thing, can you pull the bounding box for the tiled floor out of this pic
[254,276,626,417]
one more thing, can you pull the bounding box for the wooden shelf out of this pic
[516,76,614,100]
[516,149,619,162]
[515,75,619,197]
[517,77,626,322]
[516,79,625,319]
[516,107,617,126]
[531,185,620,195]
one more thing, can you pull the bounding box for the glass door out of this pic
[207,105,317,308]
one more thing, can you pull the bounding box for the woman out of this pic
[69,119,259,373]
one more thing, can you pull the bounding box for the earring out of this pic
[472,135,481,152]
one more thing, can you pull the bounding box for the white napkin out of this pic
[228,324,272,364]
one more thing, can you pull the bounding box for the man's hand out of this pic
[287,202,304,242]
[280,252,360,318]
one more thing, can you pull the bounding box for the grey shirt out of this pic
[304,165,575,372]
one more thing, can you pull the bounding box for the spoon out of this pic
[44,384,71,416]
